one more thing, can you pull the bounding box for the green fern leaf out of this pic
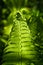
[2,12,38,65]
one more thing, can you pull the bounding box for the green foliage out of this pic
[0,0,43,65]
[2,13,37,65]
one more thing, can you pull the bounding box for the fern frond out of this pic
[2,12,38,65]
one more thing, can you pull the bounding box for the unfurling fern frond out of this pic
[2,11,39,65]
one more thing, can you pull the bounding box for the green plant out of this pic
[1,8,39,65]
[0,0,43,65]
